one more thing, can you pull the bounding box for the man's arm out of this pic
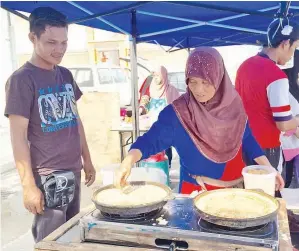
[267,78,298,131]
[9,115,44,215]
[70,70,95,186]
[276,118,298,131]
[77,117,95,186]
[77,117,91,163]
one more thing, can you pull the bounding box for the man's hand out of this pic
[9,115,44,215]
[77,117,95,187]
[23,185,45,215]
[83,161,96,187]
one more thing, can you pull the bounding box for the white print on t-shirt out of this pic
[37,83,79,133]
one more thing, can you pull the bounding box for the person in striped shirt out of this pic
[235,18,299,175]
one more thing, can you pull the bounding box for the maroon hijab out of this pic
[172,47,247,163]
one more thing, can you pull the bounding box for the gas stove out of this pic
[80,197,279,251]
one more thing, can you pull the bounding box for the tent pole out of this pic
[69,1,152,24]
[168,1,275,18]
[1,6,29,21]
[278,1,291,17]
[186,37,191,54]
[67,1,129,35]
[7,12,18,71]
[138,11,267,38]
[130,9,140,142]
[167,38,186,52]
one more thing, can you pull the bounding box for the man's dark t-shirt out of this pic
[5,62,83,175]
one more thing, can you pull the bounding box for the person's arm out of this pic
[70,71,96,186]
[130,105,175,160]
[276,117,297,132]
[242,123,285,190]
[77,117,91,164]
[114,105,175,188]
[253,155,285,190]
[9,115,44,214]
[4,74,44,214]
[286,94,299,138]
[267,78,298,131]
[139,95,150,115]
[114,149,142,187]
[77,116,96,187]
[242,122,265,161]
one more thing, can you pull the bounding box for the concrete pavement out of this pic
[0,123,98,250]
[1,166,102,251]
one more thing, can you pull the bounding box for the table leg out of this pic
[132,131,141,167]
[119,132,124,162]
[125,136,133,146]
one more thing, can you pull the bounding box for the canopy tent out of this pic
[2,1,299,140]
[2,1,299,48]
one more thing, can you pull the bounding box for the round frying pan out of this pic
[193,188,280,229]
[92,181,173,217]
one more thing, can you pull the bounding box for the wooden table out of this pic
[111,126,149,161]
[34,199,294,251]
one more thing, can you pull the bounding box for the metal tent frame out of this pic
[1,1,297,141]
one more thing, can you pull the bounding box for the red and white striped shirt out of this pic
[235,54,292,149]
[267,78,292,122]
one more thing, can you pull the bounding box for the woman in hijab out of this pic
[139,66,180,118]
[115,47,284,193]
[139,66,180,169]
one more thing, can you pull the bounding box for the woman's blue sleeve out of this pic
[130,105,175,160]
[242,122,265,162]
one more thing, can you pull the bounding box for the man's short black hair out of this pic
[267,18,299,48]
[29,7,68,37]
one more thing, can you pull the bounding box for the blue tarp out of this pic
[1,1,299,49]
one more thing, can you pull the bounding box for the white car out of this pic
[69,65,131,107]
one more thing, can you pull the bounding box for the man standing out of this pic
[235,19,299,173]
[4,7,96,242]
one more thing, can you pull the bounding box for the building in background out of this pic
[0,9,16,127]
[0,9,261,116]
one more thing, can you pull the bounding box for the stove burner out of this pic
[93,208,162,223]
[198,218,274,238]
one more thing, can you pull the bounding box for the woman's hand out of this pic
[114,159,133,188]
[114,149,142,189]
[253,155,285,191]
[275,172,285,191]
[139,107,144,116]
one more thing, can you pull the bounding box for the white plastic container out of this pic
[242,165,277,196]
[99,164,120,186]
[99,164,168,186]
